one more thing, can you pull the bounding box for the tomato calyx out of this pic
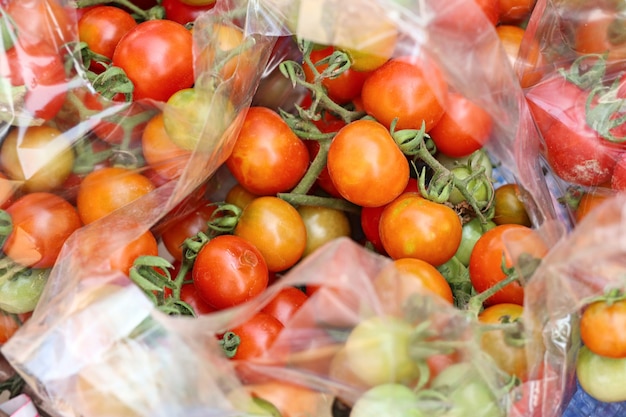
[205,203,242,234]
[219,331,241,358]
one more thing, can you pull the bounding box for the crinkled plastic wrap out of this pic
[0,0,566,416]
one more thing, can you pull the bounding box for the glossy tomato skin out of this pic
[234,196,307,272]
[227,311,284,361]
[577,345,626,403]
[3,192,82,268]
[261,286,309,326]
[297,205,351,258]
[112,20,194,102]
[573,5,626,62]
[76,167,155,224]
[361,57,447,131]
[226,107,310,196]
[6,0,75,49]
[499,0,536,25]
[493,183,532,227]
[141,113,192,181]
[580,299,626,359]
[162,0,215,25]
[180,283,215,315]
[379,193,462,266]
[327,119,409,207]
[108,230,158,276]
[429,92,493,158]
[192,234,269,310]
[161,203,217,262]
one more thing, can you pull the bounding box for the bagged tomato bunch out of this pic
[0,0,578,416]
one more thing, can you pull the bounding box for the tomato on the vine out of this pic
[498,0,536,25]
[572,4,626,62]
[160,202,217,262]
[162,0,216,25]
[112,19,194,102]
[261,286,309,326]
[192,234,268,310]
[327,119,409,207]
[141,113,192,181]
[3,192,82,268]
[226,107,309,195]
[180,283,215,315]
[226,311,284,361]
[108,230,158,276]
[580,298,626,359]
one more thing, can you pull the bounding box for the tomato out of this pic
[448,165,491,206]
[373,258,454,312]
[108,230,158,276]
[344,315,421,387]
[233,196,307,272]
[429,362,502,417]
[379,193,463,266]
[227,311,284,361]
[0,266,49,315]
[327,119,409,207]
[162,0,215,25]
[6,0,75,49]
[112,19,194,102]
[573,5,626,62]
[141,113,192,181]
[78,6,137,72]
[240,380,329,417]
[192,234,268,310]
[351,383,424,417]
[76,166,155,224]
[302,46,371,105]
[0,125,75,193]
[575,191,611,223]
[454,217,496,266]
[261,286,309,326]
[493,183,532,227]
[178,0,216,6]
[577,345,626,403]
[160,203,217,262]
[429,92,493,158]
[468,224,546,306]
[478,303,528,380]
[91,101,157,145]
[304,138,342,199]
[225,182,259,210]
[3,192,82,268]
[580,299,626,358]
[475,0,500,26]
[179,282,215,315]
[226,107,309,195]
[361,56,447,131]
[297,205,351,258]
[499,0,536,25]
[495,24,543,88]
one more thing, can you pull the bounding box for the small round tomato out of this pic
[261,286,309,326]
[225,182,259,210]
[6,0,75,49]
[227,311,284,361]
[447,166,491,206]
[351,384,424,417]
[580,299,626,359]
[226,107,310,195]
[180,283,215,315]
[361,57,447,131]
[575,191,611,223]
[304,139,342,199]
[478,303,528,380]
[162,0,215,25]
[297,205,351,258]
[161,203,217,262]
[454,217,496,266]
[234,196,307,272]
[192,234,268,310]
[112,19,194,102]
[3,192,82,268]
[577,345,626,403]
[141,113,192,181]
[573,6,626,62]
[108,230,158,276]
[428,92,493,158]
[493,183,532,226]
[468,224,547,306]
[499,0,536,25]
[496,24,543,88]
[0,125,75,193]
[327,119,409,207]
[76,166,155,224]
[379,193,462,266]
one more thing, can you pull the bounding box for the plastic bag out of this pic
[0,0,566,415]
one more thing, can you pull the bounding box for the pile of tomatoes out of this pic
[1,0,624,416]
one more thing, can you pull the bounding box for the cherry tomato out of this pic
[327,119,409,207]
[454,217,496,266]
[351,383,424,417]
[192,234,268,310]
[428,92,493,158]
[227,311,284,361]
[496,24,543,88]
[76,166,155,224]
[180,283,215,315]
[447,165,491,206]
[573,5,626,62]
[162,0,215,25]
[575,191,611,223]
[6,0,75,49]
[261,286,309,326]
[112,19,194,102]
[580,299,626,359]
[226,107,309,195]
[468,224,546,306]
[493,183,532,226]
[225,182,259,210]
[108,230,158,276]
[577,345,626,403]
[3,192,82,268]
[379,193,463,266]
[234,196,307,272]
[361,57,447,131]
[161,202,217,262]
[141,113,192,181]
[297,205,351,258]
[0,125,74,193]
[499,0,536,25]
[478,303,528,380]
[77,6,137,73]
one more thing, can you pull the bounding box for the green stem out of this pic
[290,138,331,195]
[277,193,361,214]
[467,269,520,314]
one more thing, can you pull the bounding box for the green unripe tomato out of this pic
[454,217,496,266]
[0,267,50,314]
[577,345,626,403]
[350,383,424,417]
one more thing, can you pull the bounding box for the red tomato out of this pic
[302,46,371,105]
[160,203,217,262]
[610,152,626,191]
[499,0,536,25]
[162,0,215,25]
[327,119,409,207]
[141,113,192,181]
[112,20,194,102]
[78,6,137,72]
[361,57,448,131]
[3,192,82,268]
[108,230,158,276]
[475,0,499,26]
[6,0,75,49]
[234,196,307,273]
[304,140,342,198]
[76,167,156,224]
[379,193,462,266]
[261,287,309,326]
[226,107,310,196]
[468,224,547,306]
[429,92,493,158]
[573,5,626,62]
[192,235,269,310]
[226,311,284,361]
[180,283,215,315]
